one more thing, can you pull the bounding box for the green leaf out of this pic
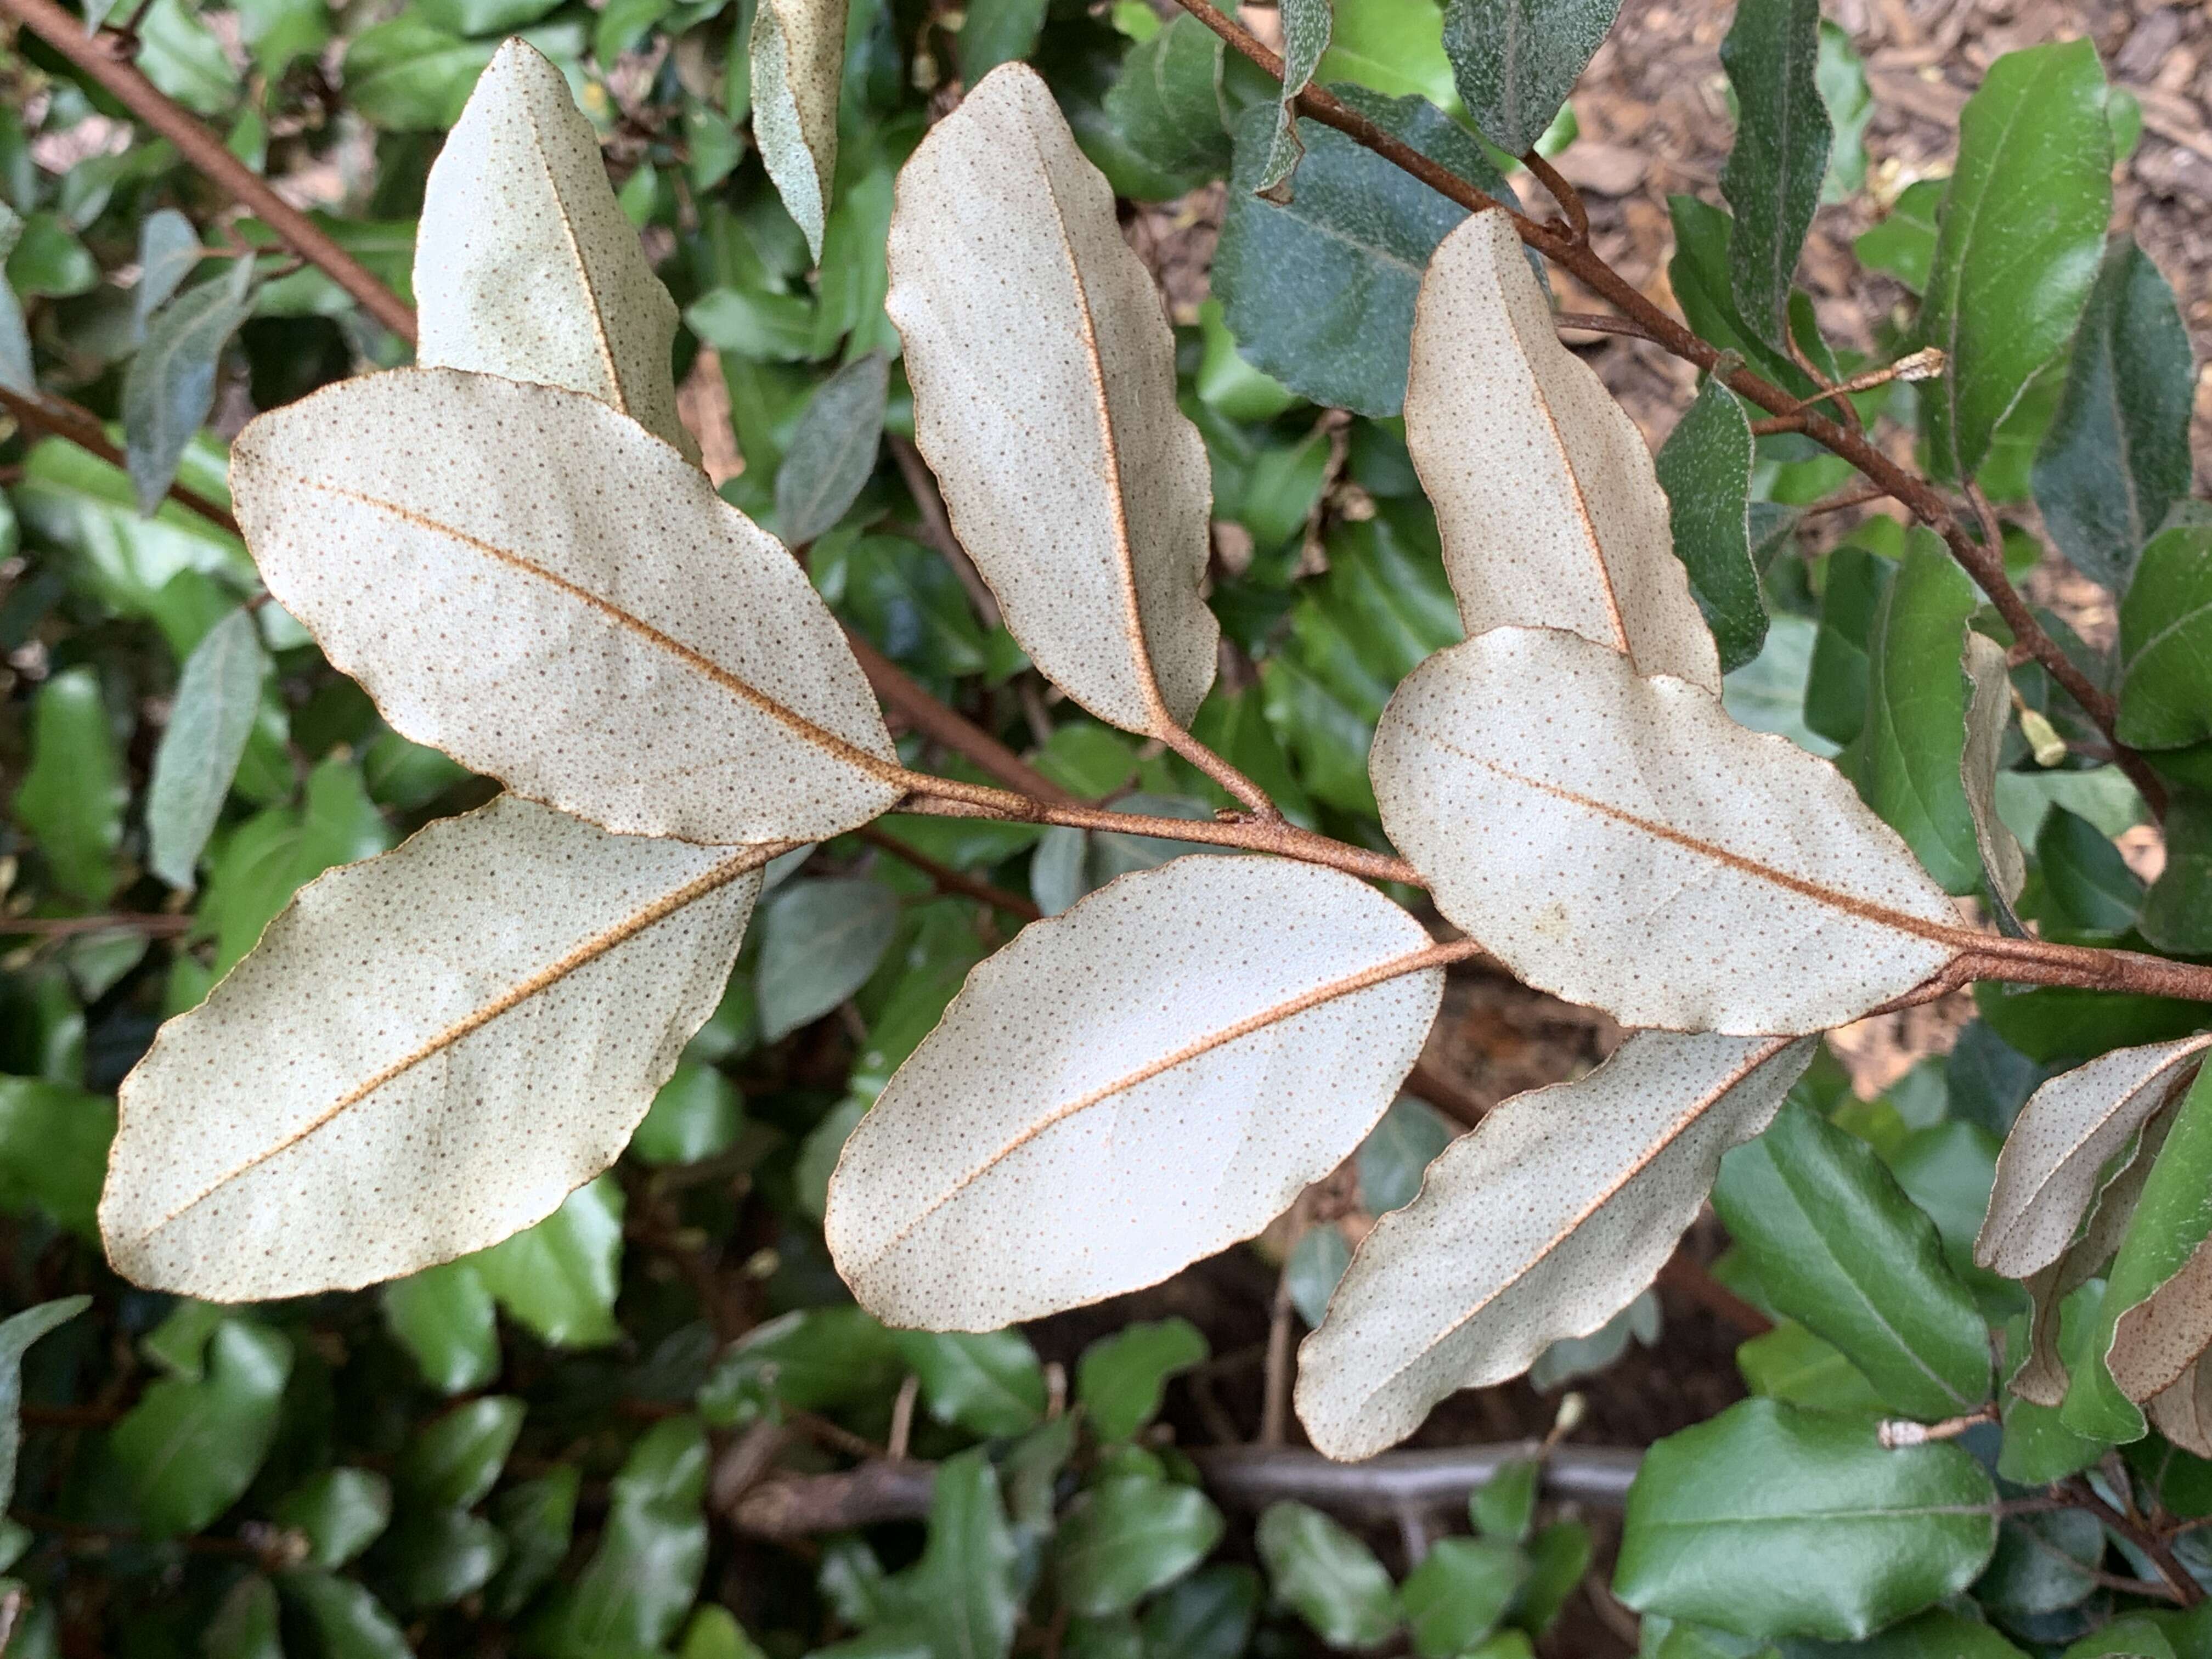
[1314,0,1452,104]
[2142,787,2212,955]
[383,1505,509,1610]
[418,0,565,32]
[1714,1101,1989,1419]
[756,875,902,1041]
[633,1059,744,1166]
[1656,376,1765,673]
[2118,525,2212,753]
[343,17,499,131]
[383,1260,500,1395]
[5,210,97,297]
[1613,1398,1997,1640]
[2063,1616,2177,1659]
[1101,14,1239,196]
[2064,1065,2212,1443]
[776,351,888,546]
[398,1395,524,1511]
[1402,1536,1522,1657]
[13,665,125,903]
[911,1448,1020,1658]
[815,531,991,686]
[473,1176,625,1348]
[487,1466,581,1620]
[894,1329,1047,1437]
[1216,87,1513,415]
[1254,0,1331,200]
[0,1297,87,1511]
[205,1575,283,1659]
[1441,0,1619,154]
[1141,1564,1260,1659]
[1357,1096,1454,1216]
[1975,1508,2102,1620]
[146,607,268,889]
[699,1305,901,1424]
[959,0,1047,82]
[131,207,201,339]
[2032,239,2195,591]
[1058,1476,1223,1618]
[200,754,394,975]
[278,1570,413,1659]
[1855,177,1943,292]
[689,284,821,360]
[2036,806,2145,934]
[1850,529,1983,893]
[1286,1223,1351,1329]
[125,259,257,518]
[1815,21,1871,202]
[275,1467,393,1568]
[233,0,331,75]
[135,0,237,115]
[1255,1500,1400,1648]
[111,1320,292,1539]
[0,206,31,392]
[1472,1458,1538,1544]
[1076,1318,1208,1442]
[1718,0,1829,348]
[679,1606,771,1659]
[1920,41,2111,481]
[1514,1520,1590,1634]
[531,1416,709,1656]
[1665,194,1819,400]
[0,1078,115,1239]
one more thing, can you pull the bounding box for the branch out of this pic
[0,384,239,537]
[0,0,416,342]
[2062,1476,2207,1607]
[1165,0,2163,820]
[856,823,1041,921]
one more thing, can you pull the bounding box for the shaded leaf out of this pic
[474,1175,625,1348]
[757,876,901,1041]
[146,607,268,890]
[531,1416,708,1656]
[2118,525,2212,753]
[111,1320,292,1538]
[123,257,256,518]
[913,1449,1022,1656]
[131,206,201,338]
[776,351,888,546]
[1076,1318,1207,1442]
[275,1467,392,1568]
[1718,0,1829,347]
[1254,0,1330,200]
[13,665,125,903]
[397,1395,523,1509]
[0,1297,88,1511]
[1655,375,1765,674]
[1255,1500,1398,1649]
[1403,1536,1521,1657]
[894,1329,1046,1438]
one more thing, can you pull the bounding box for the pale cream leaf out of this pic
[752,0,847,261]
[1960,628,2027,921]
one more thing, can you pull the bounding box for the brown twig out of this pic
[1403,1057,1487,1130]
[857,824,1040,921]
[1553,311,1664,344]
[1799,483,1893,518]
[0,384,240,536]
[2061,1476,2205,1607]
[1520,148,1588,244]
[888,435,998,628]
[845,631,1080,805]
[0,0,415,341]
[1,912,194,938]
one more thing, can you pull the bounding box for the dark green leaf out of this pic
[1254,0,1331,200]
[1402,1536,1521,1657]
[0,1297,87,1510]
[531,1416,709,1656]
[473,1176,624,1348]
[1974,1508,2101,1618]
[1076,1318,1207,1442]
[382,1260,500,1395]
[383,1505,508,1610]
[687,284,821,360]
[342,18,499,131]
[699,1305,901,1425]
[205,1575,283,1659]
[1850,529,1983,893]
[894,1329,1046,1438]
[1718,0,1829,347]
[274,1466,392,1568]
[487,1466,580,1620]
[1613,1398,1997,1640]
[278,1570,413,1659]
[2142,787,2212,955]
[397,1395,524,1510]
[5,210,97,297]
[1216,88,1513,415]
[1713,1101,1989,1419]
[2038,806,2146,934]
[755,876,902,1041]
[2032,239,2194,590]
[132,207,201,338]
[1058,1476,1223,1618]
[777,350,888,546]
[1357,1096,1454,1216]
[1657,376,1765,672]
[200,754,393,975]
[125,258,257,517]
[1666,194,1819,399]
[1472,1457,1538,1544]
[110,1320,292,1538]
[1102,14,1238,195]
[911,1448,1020,1659]
[0,206,31,392]
[1816,21,1871,202]
[13,665,125,903]
[1441,0,1620,154]
[1141,1564,1260,1659]
[1921,41,2111,481]
[959,0,1048,82]
[146,607,268,889]
[2118,525,2212,753]
[1513,1519,1592,1634]
[1854,177,1942,291]
[1255,1500,1399,1648]
[633,1059,744,1166]
[0,1079,113,1239]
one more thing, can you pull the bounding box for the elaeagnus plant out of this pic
[6,0,2212,1649]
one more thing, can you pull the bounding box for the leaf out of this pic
[958,0,1046,82]
[13,664,125,903]
[1920,41,2111,481]
[1297,1032,1810,1461]
[752,0,847,261]
[1816,20,1871,202]
[488,1468,580,1618]
[199,755,393,978]
[699,1305,902,1424]
[1613,1398,1997,1640]
[2149,1354,2212,1457]
[415,41,697,461]
[2032,239,2195,591]
[383,1506,507,1611]
[103,797,769,1300]
[1472,1459,1538,1543]
[893,1329,1047,1437]
[131,206,201,338]
[397,1395,524,1509]
[1141,1565,1260,1659]
[1357,1096,1453,1215]
[1403,1536,1521,1657]
[474,1175,626,1347]
[1655,375,1764,674]
[231,368,904,843]
[1370,627,1958,1033]
[206,1576,284,1659]
[887,65,1217,739]
[1441,0,1620,154]
[0,1297,88,1511]
[1217,87,1514,416]
[1254,0,1331,200]
[1254,1501,1400,1649]
[275,1467,392,1568]
[2118,525,2212,753]
[276,1571,413,1659]
[826,856,1444,1329]
[1054,1475,1220,1621]
[1666,193,1820,400]
[1100,15,1240,196]
[1712,1101,1989,1419]
[776,351,888,546]
[146,607,268,890]
[1287,1224,1352,1328]
[110,1319,292,1539]
[0,1079,115,1239]
[634,1060,743,1166]
[1718,0,1829,348]
[123,257,256,517]
[1974,1034,2212,1279]
[531,1416,708,1657]
[1406,209,1720,689]
[1076,1318,1208,1441]
[1850,531,1983,894]
[912,1449,1020,1656]
[1961,629,2027,929]
[757,876,901,1041]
